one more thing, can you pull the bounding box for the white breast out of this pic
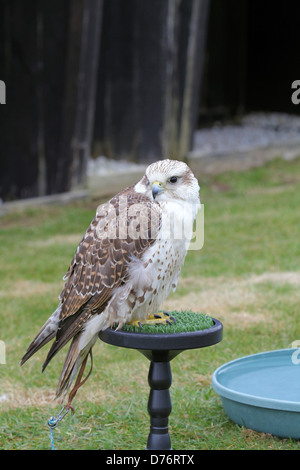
[126,198,198,321]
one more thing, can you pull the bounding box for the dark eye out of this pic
[143,176,150,186]
[169,176,178,184]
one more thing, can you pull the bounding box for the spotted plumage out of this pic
[21,159,200,400]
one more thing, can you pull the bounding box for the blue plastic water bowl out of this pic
[212,349,300,439]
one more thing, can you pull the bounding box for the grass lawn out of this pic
[1,157,300,450]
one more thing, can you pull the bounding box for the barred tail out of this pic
[20,306,61,366]
[55,335,96,401]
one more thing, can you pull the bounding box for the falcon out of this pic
[21,159,200,402]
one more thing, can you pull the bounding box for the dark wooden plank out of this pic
[0,0,103,201]
[93,0,209,162]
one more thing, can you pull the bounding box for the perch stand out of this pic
[99,318,223,450]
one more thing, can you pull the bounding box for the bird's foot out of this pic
[129,311,176,329]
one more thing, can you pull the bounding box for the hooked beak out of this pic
[152,181,164,199]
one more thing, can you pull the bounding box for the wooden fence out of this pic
[0,0,209,201]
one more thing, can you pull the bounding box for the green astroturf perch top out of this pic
[121,310,214,334]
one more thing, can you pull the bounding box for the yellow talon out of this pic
[128,312,176,329]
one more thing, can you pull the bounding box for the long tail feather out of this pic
[20,306,61,366]
[41,308,91,372]
[55,335,96,401]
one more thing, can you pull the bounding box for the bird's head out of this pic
[135,159,200,204]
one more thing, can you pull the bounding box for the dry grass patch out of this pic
[163,275,260,325]
[26,233,82,248]
[0,279,63,299]
[0,383,57,410]
[249,271,300,286]
[163,271,300,327]
[0,381,112,411]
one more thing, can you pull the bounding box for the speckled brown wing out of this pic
[60,187,161,317]
[42,187,162,366]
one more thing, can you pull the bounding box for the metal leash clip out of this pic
[48,406,73,450]
[48,406,71,429]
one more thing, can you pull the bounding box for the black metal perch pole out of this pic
[99,318,223,450]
